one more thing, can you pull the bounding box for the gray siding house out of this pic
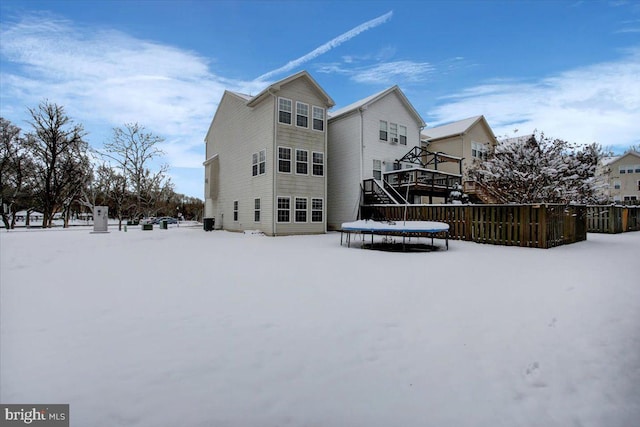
[204,71,334,235]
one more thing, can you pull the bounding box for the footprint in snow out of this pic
[524,362,547,388]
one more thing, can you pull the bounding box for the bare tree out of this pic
[1,118,35,229]
[100,123,169,224]
[23,101,88,227]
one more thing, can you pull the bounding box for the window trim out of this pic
[399,125,407,145]
[294,197,308,223]
[296,101,309,128]
[278,97,292,125]
[312,151,324,177]
[311,198,323,223]
[379,120,388,141]
[278,146,292,174]
[295,149,309,176]
[373,159,382,180]
[254,198,261,223]
[252,149,266,176]
[277,196,291,223]
[312,106,325,131]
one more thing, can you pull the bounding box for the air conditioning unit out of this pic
[391,137,398,144]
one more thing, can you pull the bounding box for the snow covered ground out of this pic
[1,226,639,427]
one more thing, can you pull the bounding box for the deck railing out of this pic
[360,204,587,248]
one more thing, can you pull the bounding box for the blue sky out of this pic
[1,0,639,198]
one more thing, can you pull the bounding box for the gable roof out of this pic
[422,115,497,142]
[246,70,334,108]
[604,150,640,166]
[328,86,426,127]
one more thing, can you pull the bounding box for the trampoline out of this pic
[340,220,450,251]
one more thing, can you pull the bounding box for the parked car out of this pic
[152,217,178,225]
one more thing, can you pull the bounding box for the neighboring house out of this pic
[422,115,498,177]
[600,151,640,203]
[203,71,334,235]
[421,115,499,203]
[327,86,459,230]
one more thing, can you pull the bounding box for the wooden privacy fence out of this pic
[586,205,640,233]
[360,204,587,248]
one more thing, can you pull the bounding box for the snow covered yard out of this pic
[1,227,639,427]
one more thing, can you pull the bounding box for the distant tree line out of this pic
[1,100,203,230]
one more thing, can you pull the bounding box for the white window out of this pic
[296,149,308,175]
[277,197,290,222]
[295,197,307,223]
[614,181,621,190]
[312,106,324,131]
[620,166,627,174]
[472,142,488,160]
[389,123,398,144]
[312,152,324,176]
[254,198,260,222]
[373,159,382,180]
[311,198,323,222]
[252,149,266,176]
[624,195,638,201]
[627,165,634,173]
[399,125,407,145]
[278,147,291,173]
[233,200,238,221]
[379,121,388,141]
[635,165,640,173]
[278,98,292,124]
[296,102,309,128]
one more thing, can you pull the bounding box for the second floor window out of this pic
[279,98,292,124]
[389,123,398,143]
[296,149,308,175]
[278,147,291,173]
[296,102,309,128]
[252,149,266,176]
[312,152,324,176]
[472,142,488,160]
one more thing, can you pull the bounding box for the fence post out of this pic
[539,204,548,248]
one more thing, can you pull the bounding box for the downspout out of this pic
[269,88,278,236]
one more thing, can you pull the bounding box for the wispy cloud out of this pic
[427,48,640,150]
[254,11,393,82]
[0,13,265,196]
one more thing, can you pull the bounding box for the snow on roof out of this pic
[328,86,393,119]
[601,155,621,166]
[422,116,483,140]
[228,91,252,101]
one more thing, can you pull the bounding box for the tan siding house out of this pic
[327,86,426,230]
[601,151,640,203]
[422,115,498,178]
[204,71,334,235]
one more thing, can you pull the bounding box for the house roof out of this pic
[422,115,497,142]
[328,86,426,127]
[246,70,335,108]
[603,150,640,166]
